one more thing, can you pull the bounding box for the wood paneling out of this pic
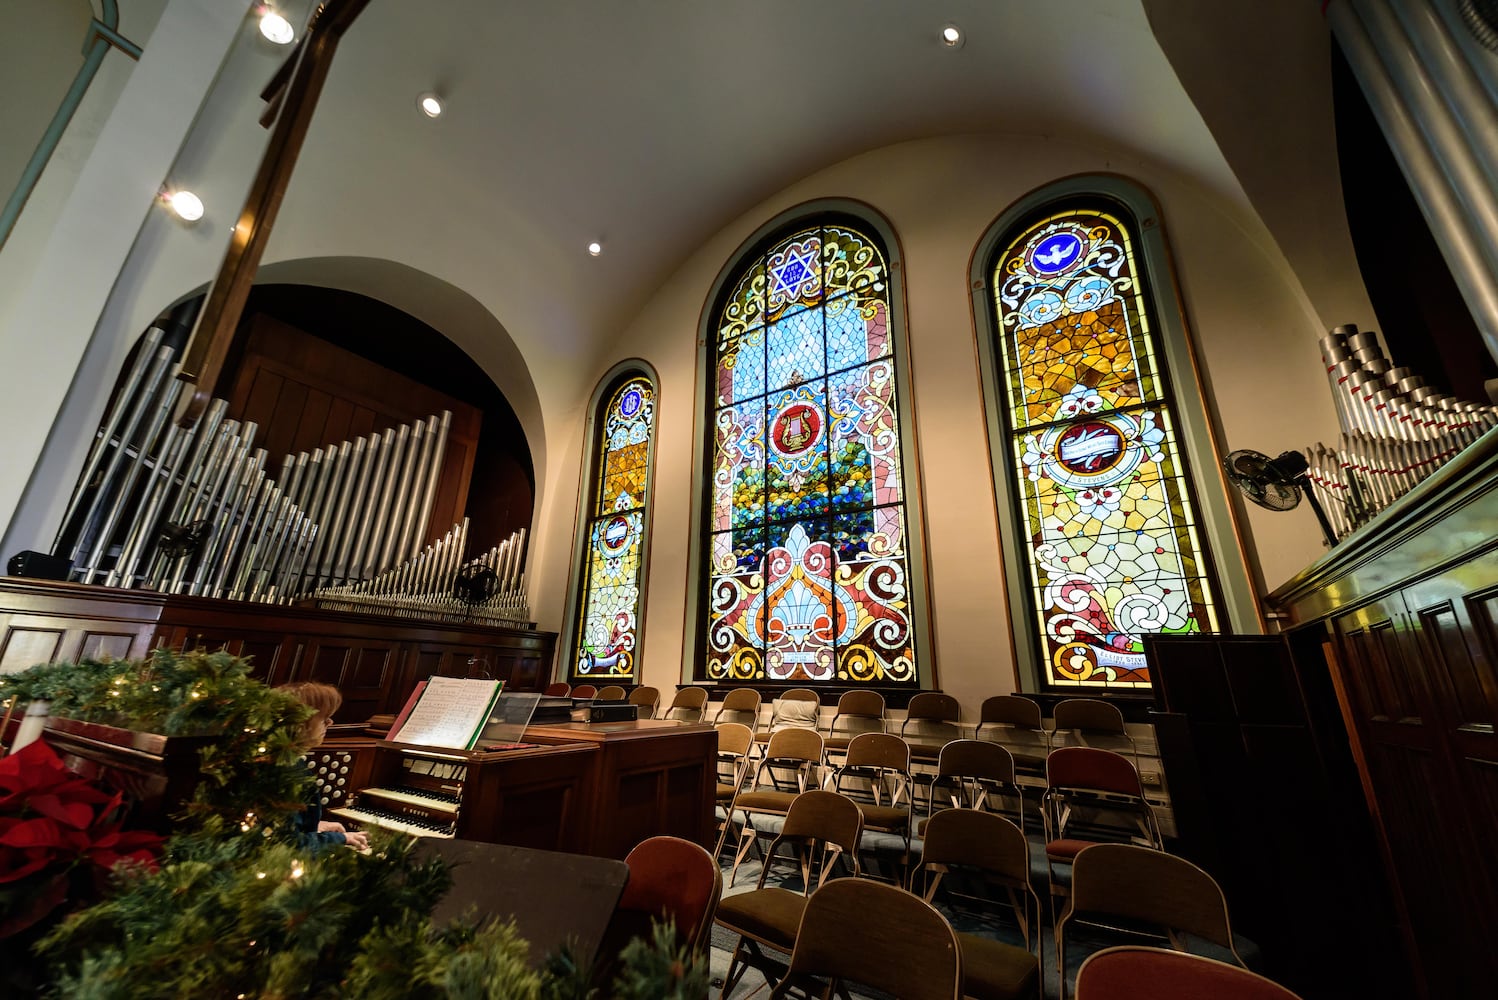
[226,314,482,549]
[1271,429,1498,996]
[0,579,557,721]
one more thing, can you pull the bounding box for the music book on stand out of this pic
[387,676,505,750]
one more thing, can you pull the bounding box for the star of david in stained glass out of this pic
[771,246,816,298]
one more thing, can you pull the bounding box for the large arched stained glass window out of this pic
[990,203,1221,690]
[571,374,655,682]
[702,219,917,686]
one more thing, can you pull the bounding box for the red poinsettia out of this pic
[0,740,163,938]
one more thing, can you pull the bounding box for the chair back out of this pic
[595,685,626,702]
[1047,746,1144,798]
[614,835,723,954]
[628,685,660,719]
[770,879,962,1000]
[665,686,709,723]
[769,688,821,733]
[845,731,911,772]
[901,691,962,744]
[980,694,1043,730]
[828,689,886,739]
[761,726,824,768]
[937,738,1016,784]
[714,687,762,730]
[759,789,865,888]
[1054,698,1126,737]
[920,807,1030,886]
[571,684,598,699]
[1075,947,1304,1000]
[717,721,755,759]
[1069,844,1237,953]
[542,682,571,697]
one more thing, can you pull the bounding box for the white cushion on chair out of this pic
[773,699,821,730]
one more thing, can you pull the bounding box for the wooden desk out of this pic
[524,720,716,858]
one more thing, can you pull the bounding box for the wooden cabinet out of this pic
[0,579,557,721]
[1271,430,1498,997]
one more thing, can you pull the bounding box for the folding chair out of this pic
[1057,844,1247,1000]
[728,728,825,886]
[572,684,598,699]
[715,789,863,997]
[664,686,709,723]
[901,692,962,810]
[1075,947,1303,1000]
[628,685,660,719]
[595,684,626,702]
[826,731,914,881]
[1043,747,1162,913]
[543,682,571,697]
[596,835,722,982]
[754,688,821,747]
[769,878,962,1000]
[1051,698,1137,769]
[712,687,762,733]
[921,739,1023,832]
[822,689,886,767]
[975,695,1049,781]
[713,722,755,859]
[915,808,1042,1000]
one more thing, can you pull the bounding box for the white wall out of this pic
[538,133,1340,716]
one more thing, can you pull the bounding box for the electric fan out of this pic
[1223,448,1337,547]
[451,562,499,606]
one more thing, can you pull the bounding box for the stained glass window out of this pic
[991,205,1220,690]
[572,375,655,681]
[702,221,916,685]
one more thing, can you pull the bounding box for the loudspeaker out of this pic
[588,703,639,723]
[7,550,73,581]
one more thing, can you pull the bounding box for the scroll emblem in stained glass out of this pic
[574,376,656,681]
[992,207,1219,690]
[705,221,915,685]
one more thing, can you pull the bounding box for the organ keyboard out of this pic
[325,738,600,849]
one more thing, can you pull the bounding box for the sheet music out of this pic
[390,677,504,749]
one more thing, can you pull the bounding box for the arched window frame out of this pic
[971,175,1260,694]
[683,199,933,692]
[560,361,661,685]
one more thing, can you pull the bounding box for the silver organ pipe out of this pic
[47,339,525,615]
[1306,324,1498,542]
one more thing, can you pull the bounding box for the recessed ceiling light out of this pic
[259,10,295,45]
[940,24,964,47]
[166,190,204,222]
[587,241,603,256]
[417,93,444,118]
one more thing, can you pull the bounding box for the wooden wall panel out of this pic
[226,315,482,550]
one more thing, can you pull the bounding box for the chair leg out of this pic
[728,822,758,887]
[720,937,750,998]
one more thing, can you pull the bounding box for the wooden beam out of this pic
[176,0,373,425]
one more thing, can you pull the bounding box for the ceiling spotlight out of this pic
[587,241,603,256]
[940,24,964,47]
[258,9,295,45]
[163,189,205,222]
[417,93,444,118]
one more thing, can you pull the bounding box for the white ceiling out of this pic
[282,0,1289,375]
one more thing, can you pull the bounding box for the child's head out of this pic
[275,681,343,747]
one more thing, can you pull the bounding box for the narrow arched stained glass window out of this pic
[991,205,1220,690]
[572,376,655,681]
[703,221,917,685]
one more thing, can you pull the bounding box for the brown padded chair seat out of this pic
[1045,838,1095,861]
[717,782,739,801]
[1011,753,1046,772]
[823,737,853,751]
[958,931,1040,1000]
[908,742,946,762]
[715,886,808,946]
[859,803,911,829]
[735,789,799,812]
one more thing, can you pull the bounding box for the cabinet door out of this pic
[1334,588,1498,993]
